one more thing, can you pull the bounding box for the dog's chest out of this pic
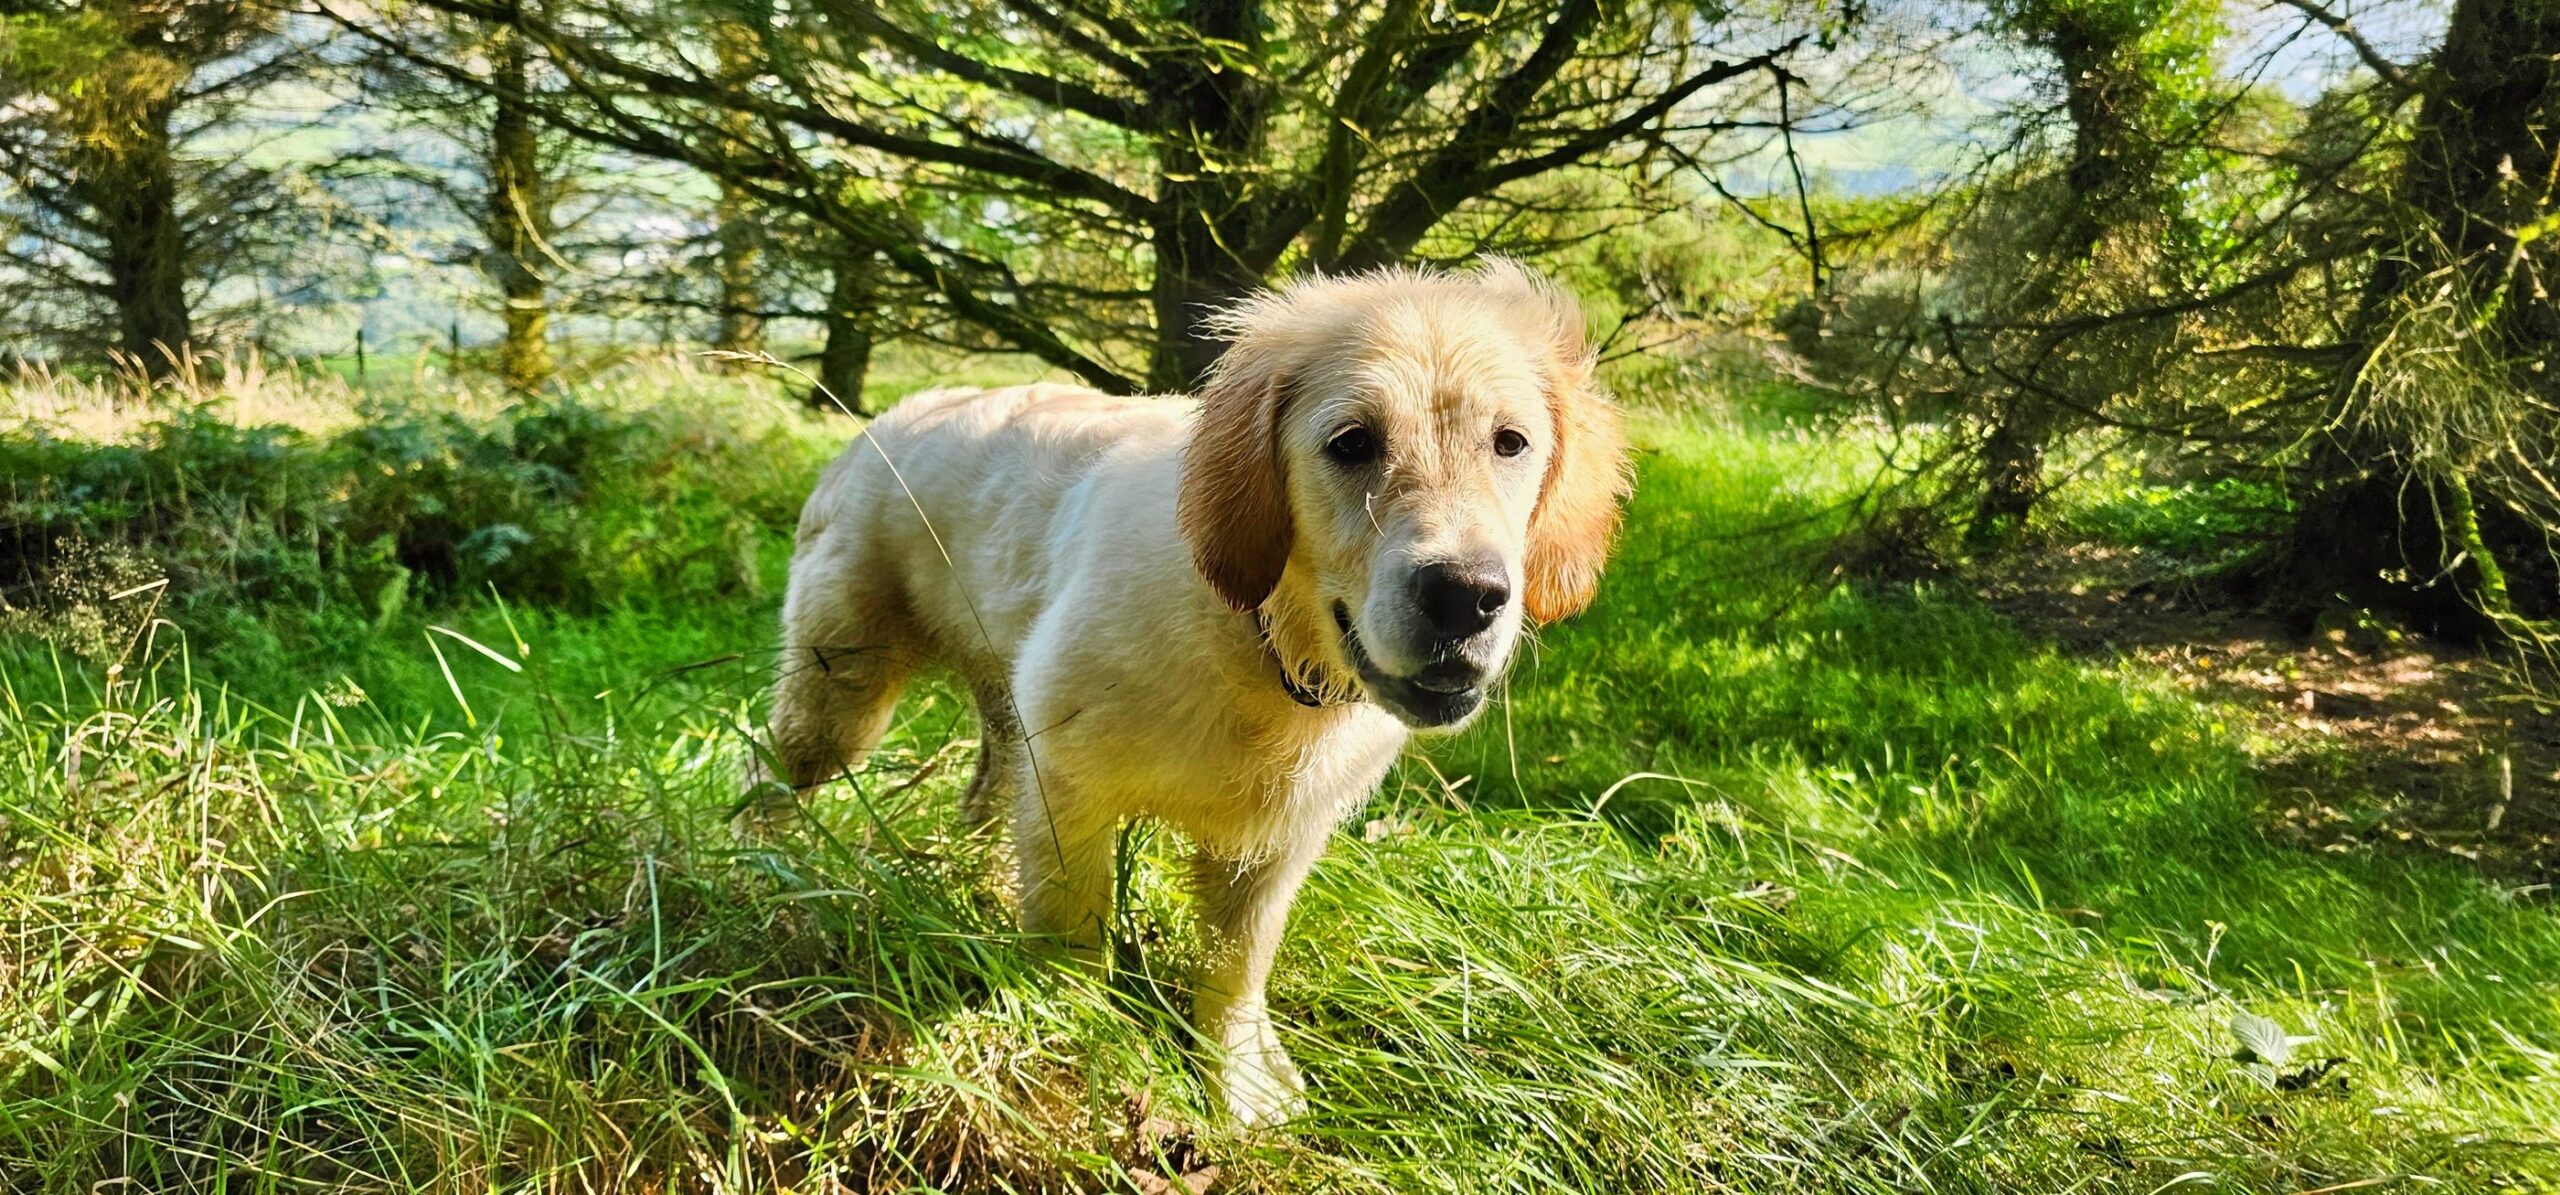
[1054,696,1406,857]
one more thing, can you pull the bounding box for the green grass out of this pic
[3,380,2555,1192]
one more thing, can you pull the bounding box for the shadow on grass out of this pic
[0,655,1232,1189]
[1429,419,2560,1065]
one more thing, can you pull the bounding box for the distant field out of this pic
[2,365,2554,1192]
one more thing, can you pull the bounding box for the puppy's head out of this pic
[1178,261,1631,730]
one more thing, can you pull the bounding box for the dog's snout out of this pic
[1413,558,1511,639]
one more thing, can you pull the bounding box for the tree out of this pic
[331,0,1820,390]
[709,181,766,360]
[1810,0,2558,639]
[706,18,767,366]
[2278,0,2560,637]
[0,0,298,376]
[1960,0,2220,543]
[706,216,896,413]
[482,0,562,391]
[343,0,590,392]
[813,245,883,412]
[1778,0,2422,583]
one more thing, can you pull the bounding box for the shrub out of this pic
[2058,473,2290,558]
[0,392,827,652]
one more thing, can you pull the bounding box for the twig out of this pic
[2268,0,2418,93]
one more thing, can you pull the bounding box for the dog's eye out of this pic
[1325,425,1380,466]
[1492,428,1530,458]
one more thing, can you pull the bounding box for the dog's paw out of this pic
[1210,1017,1306,1130]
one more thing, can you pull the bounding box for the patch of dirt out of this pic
[1981,543,2560,891]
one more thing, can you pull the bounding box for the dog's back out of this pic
[796,383,1188,666]
[761,383,1199,804]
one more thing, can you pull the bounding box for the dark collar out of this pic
[1255,609,1356,709]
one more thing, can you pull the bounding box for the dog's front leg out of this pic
[1190,838,1326,1128]
[1013,784,1116,971]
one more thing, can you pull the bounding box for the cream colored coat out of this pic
[758,263,1630,1126]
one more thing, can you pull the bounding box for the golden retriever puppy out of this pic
[756,261,1630,1126]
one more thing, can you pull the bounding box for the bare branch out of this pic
[815,0,1158,130]
[2268,0,2418,92]
[1342,31,1805,269]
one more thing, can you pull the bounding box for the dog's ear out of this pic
[1481,261,1632,624]
[1179,309,1297,613]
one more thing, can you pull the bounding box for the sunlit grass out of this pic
[2,381,2554,1191]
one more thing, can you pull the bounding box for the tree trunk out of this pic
[812,252,876,415]
[2279,0,2560,637]
[1967,19,2161,546]
[1145,0,1271,391]
[708,22,765,367]
[88,101,191,379]
[1969,399,2055,545]
[484,18,553,395]
[713,181,764,362]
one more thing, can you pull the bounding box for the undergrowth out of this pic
[1,366,2554,1192]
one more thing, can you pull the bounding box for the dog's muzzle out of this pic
[1336,602,1490,728]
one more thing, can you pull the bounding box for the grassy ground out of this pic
[2,363,2556,1192]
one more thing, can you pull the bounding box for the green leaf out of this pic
[2230,1010,2295,1067]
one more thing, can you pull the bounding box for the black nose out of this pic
[1413,558,1511,639]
